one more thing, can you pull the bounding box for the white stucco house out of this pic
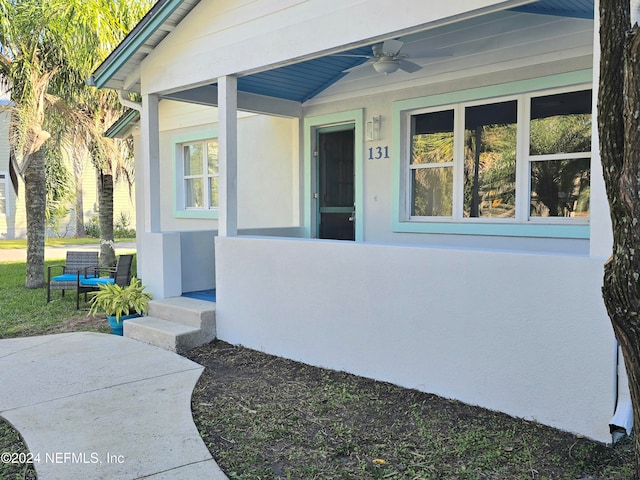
[89,0,629,443]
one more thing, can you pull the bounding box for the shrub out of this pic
[84,217,100,238]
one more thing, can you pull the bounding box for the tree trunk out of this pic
[75,187,85,237]
[599,1,640,478]
[24,149,46,288]
[98,172,115,267]
[73,146,86,237]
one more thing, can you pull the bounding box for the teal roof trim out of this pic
[104,109,140,138]
[89,0,185,89]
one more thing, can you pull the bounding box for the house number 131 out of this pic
[368,146,389,160]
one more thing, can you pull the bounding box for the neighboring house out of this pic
[90,0,625,443]
[0,77,23,239]
[0,77,136,239]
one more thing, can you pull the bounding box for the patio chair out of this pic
[76,254,134,309]
[47,251,100,303]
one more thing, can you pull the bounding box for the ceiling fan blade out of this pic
[381,39,404,56]
[343,60,374,73]
[398,59,422,73]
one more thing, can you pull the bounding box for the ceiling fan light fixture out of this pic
[372,57,400,74]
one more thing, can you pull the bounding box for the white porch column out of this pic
[139,93,182,298]
[218,75,238,237]
[590,0,613,259]
[141,93,161,233]
[131,126,144,274]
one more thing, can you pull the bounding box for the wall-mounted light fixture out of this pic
[366,115,381,141]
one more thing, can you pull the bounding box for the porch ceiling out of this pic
[235,46,373,103]
[90,0,594,103]
[511,0,593,19]
[228,0,595,104]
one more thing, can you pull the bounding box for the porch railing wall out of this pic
[215,235,615,443]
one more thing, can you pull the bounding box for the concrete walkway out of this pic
[0,332,229,480]
[0,242,137,262]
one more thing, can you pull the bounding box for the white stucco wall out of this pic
[215,235,616,443]
[283,11,589,248]
[157,100,299,232]
[302,67,594,253]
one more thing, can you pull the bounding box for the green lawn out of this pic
[1,261,88,337]
[0,258,135,338]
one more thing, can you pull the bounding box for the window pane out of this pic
[184,144,203,175]
[464,101,517,218]
[411,167,453,216]
[411,110,454,165]
[207,140,219,174]
[530,90,592,155]
[530,158,590,217]
[185,178,204,208]
[209,177,219,208]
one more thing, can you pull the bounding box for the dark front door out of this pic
[317,127,355,240]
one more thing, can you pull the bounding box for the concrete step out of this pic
[148,297,215,329]
[124,316,216,353]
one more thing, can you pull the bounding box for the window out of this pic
[177,138,219,212]
[405,88,591,225]
[0,173,6,216]
[529,91,591,218]
[410,110,454,216]
[463,101,517,219]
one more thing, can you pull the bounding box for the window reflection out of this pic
[185,178,204,208]
[530,158,590,217]
[411,167,453,216]
[410,110,454,217]
[463,101,517,218]
[184,144,203,175]
[529,90,591,218]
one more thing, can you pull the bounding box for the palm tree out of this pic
[0,0,151,285]
[58,0,151,267]
[0,1,68,287]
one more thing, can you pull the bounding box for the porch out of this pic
[101,0,619,447]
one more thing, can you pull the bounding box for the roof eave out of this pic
[89,0,186,90]
[104,109,141,139]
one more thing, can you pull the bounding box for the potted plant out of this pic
[88,278,152,335]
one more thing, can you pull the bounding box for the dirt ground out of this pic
[1,326,634,480]
[187,340,634,480]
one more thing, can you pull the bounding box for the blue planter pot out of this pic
[107,313,141,336]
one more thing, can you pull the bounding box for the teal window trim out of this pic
[392,70,592,239]
[303,109,364,241]
[173,130,219,220]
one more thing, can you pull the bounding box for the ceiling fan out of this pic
[338,39,448,75]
